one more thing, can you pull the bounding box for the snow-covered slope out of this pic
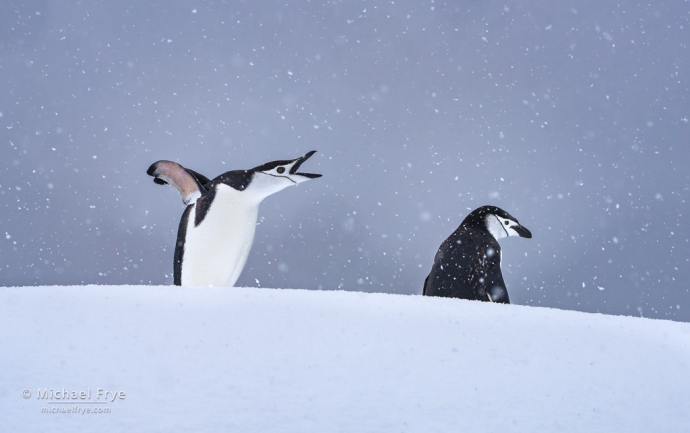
[1,286,688,432]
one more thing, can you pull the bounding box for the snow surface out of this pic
[1,286,689,432]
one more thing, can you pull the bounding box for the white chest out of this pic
[180,184,260,287]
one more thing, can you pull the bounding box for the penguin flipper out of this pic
[147,160,207,205]
[422,274,429,296]
[186,169,212,188]
[488,285,510,304]
[484,254,510,304]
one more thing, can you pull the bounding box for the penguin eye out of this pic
[504,220,509,225]
[276,167,285,174]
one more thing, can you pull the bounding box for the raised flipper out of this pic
[147,160,208,205]
[484,252,510,304]
[185,169,212,188]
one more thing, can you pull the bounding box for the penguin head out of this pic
[464,205,532,240]
[243,150,322,200]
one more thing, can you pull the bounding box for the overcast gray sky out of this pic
[2,0,689,321]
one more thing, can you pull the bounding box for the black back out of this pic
[192,170,252,227]
[423,207,511,303]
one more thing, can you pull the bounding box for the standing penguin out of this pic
[147,151,321,287]
[423,205,532,303]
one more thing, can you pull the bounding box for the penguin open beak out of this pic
[289,150,322,179]
[513,224,532,239]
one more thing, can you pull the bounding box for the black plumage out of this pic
[147,151,321,287]
[423,206,531,303]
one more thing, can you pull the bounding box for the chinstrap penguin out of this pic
[147,151,321,287]
[422,205,532,303]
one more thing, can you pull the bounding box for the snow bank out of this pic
[1,286,688,432]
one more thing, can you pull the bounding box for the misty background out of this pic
[2,0,689,321]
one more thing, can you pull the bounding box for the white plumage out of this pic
[147,151,321,287]
[181,184,259,287]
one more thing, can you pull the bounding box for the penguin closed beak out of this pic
[513,224,532,238]
[289,150,322,179]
